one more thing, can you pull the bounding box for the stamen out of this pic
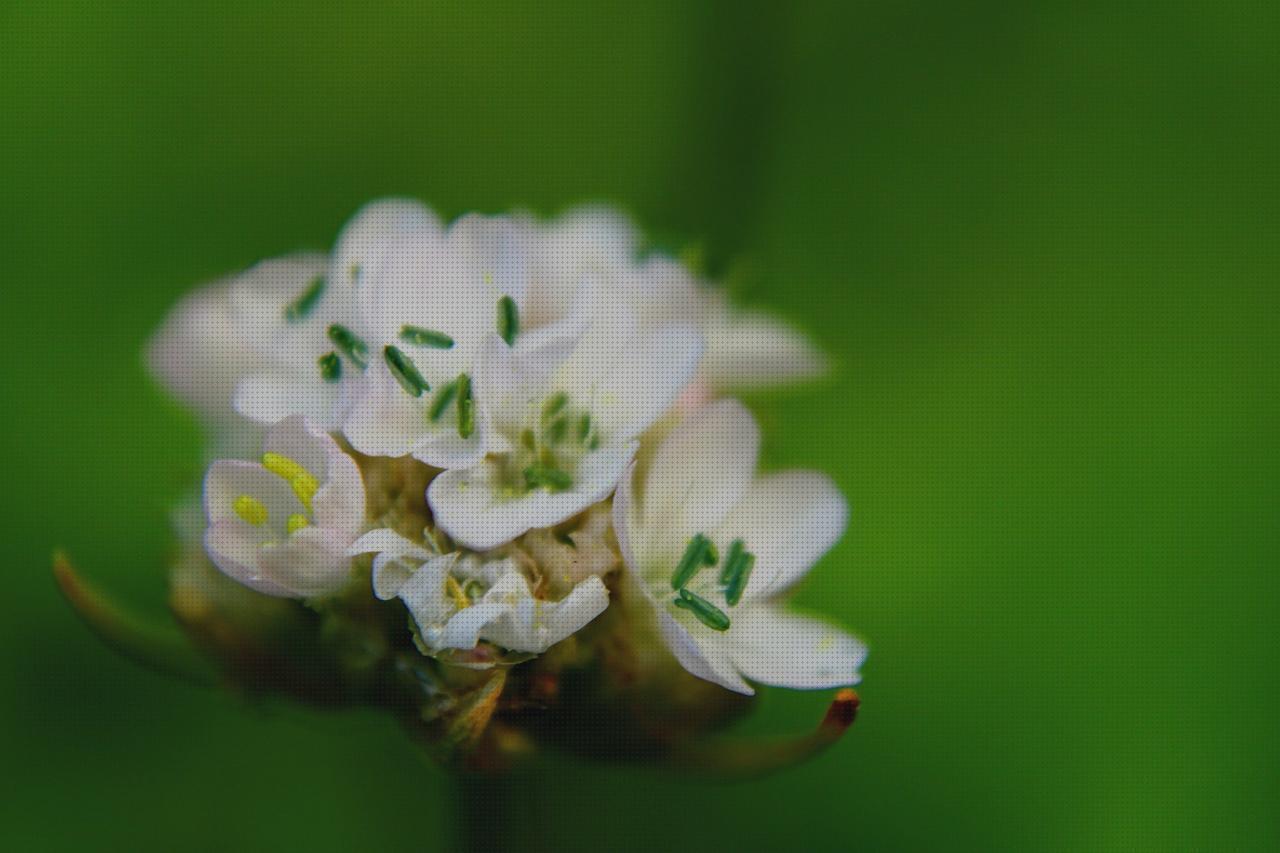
[519,428,537,451]
[384,345,429,397]
[546,415,568,445]
[261,451,304,480]
[428,378,458,422]
[327,324,368,370]
[523,465,572,492]
[317,351,342,382]
[673,588,731,631]
[261,453,319,511]
[400,325,454,349]
[284,276,326,322]
[576,413,591,442]
[727,540,752,601]
[446,575,471,610]
[718,539,745,584]
[670,534,712,590]
[587,434,601,450]
[542,391,568,422]
[497,295,518,346]
[456,373,474,439]
[233,495,268,526]
[704,541,720,566]
[286,513,310,534]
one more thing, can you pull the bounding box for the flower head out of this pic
[614,398,866,694]
[74,198,869,776]
[203,416,366,598]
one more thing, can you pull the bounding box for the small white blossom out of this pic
[203,416,366,598]
[518,206,828,394]
[427,294,703,551]
[614,398,865,694]
[340,213,557,469]
[348,530,609,656]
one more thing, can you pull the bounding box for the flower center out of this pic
[664,534,757,631]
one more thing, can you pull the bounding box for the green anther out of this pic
[546,415,568,445]
[400,325,454,349]
[718,539,746,584]
[428,378,458,421]
[317,352,342,382]
[524,465,572,492]
[553,530,577,549]
[497,295,518,346]
[384,345,429,397]
[542,391,568,422]
[673,588,731,632]
[576,413,591,442]
[724,552,755,606]
[456,373,474,439]
[704,540,719,566]
[520,429,537,451]
[327,324,368,370]
[670,534,712,590]
[587,434,601,450]
[538,445,558,468]
[284,276,326,322]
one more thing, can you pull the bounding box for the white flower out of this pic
[427,294,703,551]
[203,416,366,598]
[231,200,439,432]
[341,212,545,469]
[146,265,275,457]
[613,398,865,695]
[520,206,828,393]
[348,529,609,656]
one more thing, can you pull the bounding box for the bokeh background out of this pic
[3,1,1277,850]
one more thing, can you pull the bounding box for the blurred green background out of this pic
[3,1,1277,850]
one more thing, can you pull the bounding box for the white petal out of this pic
[570,321,704,441]
[233,372,344,430]
[341,382,426,458]
[653,607,753,695]
[361,228,494,363]
[146,281,265,423]
[226,254,332,368]
[427,441,636,551]
[203,519,293,598]
[478,574,609,653]
[446,213,527,304]
[347,528,431,600]
[538,575,610,646]
[257,526,352,599]
[332,198,440,289]
[700,309,830,389]
[398,554,457,626]
[725,605,866,690]
[713,471,849,603]
[440,602,512,650]
[636,398,759,565]
[611,461,641,574]
[347,528,428,558]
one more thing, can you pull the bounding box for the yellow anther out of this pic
[233,495,268,526]
[446,575,471,610]
[262,452,320,511]
[262,451,308,482]
[286,513,310,534]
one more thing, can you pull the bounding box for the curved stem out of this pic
[52,550,217,685]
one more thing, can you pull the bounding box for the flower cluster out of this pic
[149,199,865,700]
